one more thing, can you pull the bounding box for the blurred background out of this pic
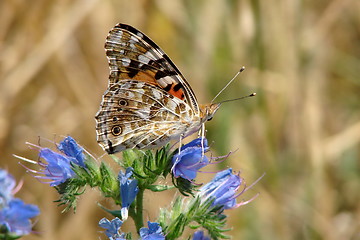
[1,0,359,239]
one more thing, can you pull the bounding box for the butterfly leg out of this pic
[200,123,206,157]
[170,133,184,174]
[178,133,184,154]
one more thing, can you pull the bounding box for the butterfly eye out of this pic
[118,99,128,106]
[111,126,122,136]
[207,117,213,121]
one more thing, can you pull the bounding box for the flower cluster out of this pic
[18,135,257,239]
[0,169,40,238]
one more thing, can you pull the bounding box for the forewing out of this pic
[104,23,199,114]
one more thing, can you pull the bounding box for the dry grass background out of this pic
[1,0,360,239]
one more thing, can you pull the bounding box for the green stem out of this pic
[133,188,144,232]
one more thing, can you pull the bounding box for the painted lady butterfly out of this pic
[95,24,250,154]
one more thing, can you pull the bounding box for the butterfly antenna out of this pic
[216,92,256,105]
[211,66,246,104]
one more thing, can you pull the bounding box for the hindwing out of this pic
[95,81,198,153]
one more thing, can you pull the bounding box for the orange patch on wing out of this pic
[169,87,185,100]
[131,71,157,85]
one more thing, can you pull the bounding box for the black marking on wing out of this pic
[173,83,183,92]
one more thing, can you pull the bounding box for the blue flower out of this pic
[0,169,40,236]
[0,198,40,236]
[192,230,211,240]
[22,136,88,187]
[139,221,165,240]
[118,167,139,220]
[199,168,242,210]
[98,217,126,240]
[57,136,85,168]
[172,138,210,180]
[0,169,16,205]
[37,148,77,186]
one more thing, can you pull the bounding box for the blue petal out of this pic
[172,140,210,180]
[199,168,242,210]
[98,217,123,238]
[173,150,208,180]
[118,168,139,219]
[57,136,85,168]
[0,169,16,204]
[0,198,40,235]
[181,138,208,150]
[147,221,163,234]
[200,168,233,193]
[139,221,165,240]
[39,148,75,186]
[192,230,211,240]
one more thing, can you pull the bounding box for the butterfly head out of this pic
[200,103,221,122]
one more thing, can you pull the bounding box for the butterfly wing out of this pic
[96,24,204,153]
[95,81,199,153]
[105,23,199,114]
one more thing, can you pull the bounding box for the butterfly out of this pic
[95,23,251,154]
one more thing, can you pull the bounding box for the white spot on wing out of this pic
[138,54,150,64]
[157,79,167,88]
[121,58,131,67]
[130,35,139,43]
[145,51,155,59]
[137,108,151,119]
[152,89,162,99]
[162,76,175,84]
